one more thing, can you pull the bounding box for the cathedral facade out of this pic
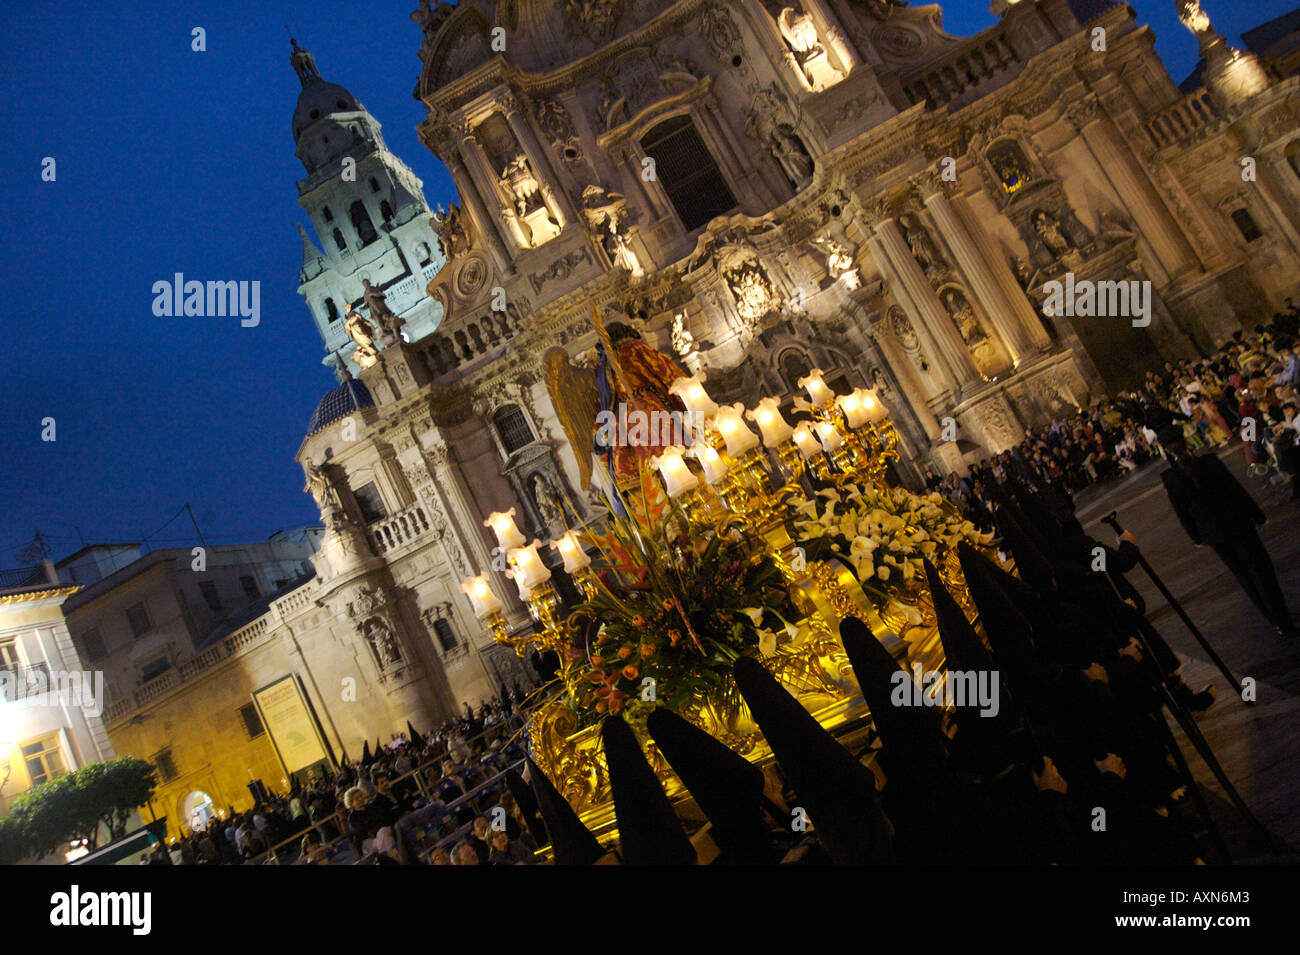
[87,2,1300,830]
[299,0,1299,707]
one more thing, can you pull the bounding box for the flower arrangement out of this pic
[793,482,994,603]
[561,468,798,724]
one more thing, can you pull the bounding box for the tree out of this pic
[2,756,158,860]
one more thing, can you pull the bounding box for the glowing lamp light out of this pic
[862,388,888,424]
[550,531,591,574]
[792,422,822,460]
[690,442,730,484]
[669,373,719,419]
[815,421,844,452]
[797,368,835,407]
[460,574,503,620]
[747,397,796,447]
[712,403,760,457]
[484,509,526,551]
[649,446,700,499]
[506,541,551,600]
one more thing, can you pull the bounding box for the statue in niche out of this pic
[778,6,824,59]
[305,459,345,516]
[344,306,380,367]
[432,202,469,258]
[671,312,698,359]
[501,154,544,217]
[768,126,814,188]
[940,288,987,346]
[871,365,893,398]
[530,474,567,537]
[1032,210,1073,258]
[901,215,943,276]
[1010,255,1033,289]
[580,184,643,277]
[811,234,854,278]
[366,619,402,668]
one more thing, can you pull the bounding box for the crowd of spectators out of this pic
[158,693,543,866]
[927,302,1300,524]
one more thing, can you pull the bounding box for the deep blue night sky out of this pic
[2,0,1293,564]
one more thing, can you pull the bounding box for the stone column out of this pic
[918,176,1039,361]
[444,147,513,273]
[1256,154,1300,254]
[456,121,532,254]
[1066,98,1201,280]
[500,91,573,230]
[802,0,862,72]
[871,217,983,394]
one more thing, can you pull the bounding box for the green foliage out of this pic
[1,756,158,859]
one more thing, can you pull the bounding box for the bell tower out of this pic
[290,38,448,373]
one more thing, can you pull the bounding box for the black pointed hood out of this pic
[601,716,697,865]
[524,757,606,865]
[733,656,895,865]
[646,708,775,864]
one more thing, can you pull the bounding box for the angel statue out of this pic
[544,307,689,514]
[345,306,380,367]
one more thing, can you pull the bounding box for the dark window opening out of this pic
[239,702,265,739]
[1231,208,1262,242]
[493,405,534,455]
[154,749,178,783]
[350,201,378,246]
[380,200,394,222]
[81,629,106,662]
[322,206,334,222]
[353,481,388,523]
[640,115,737,232]
[432,618,459,653]
[240,575,260,601]
[140,656,171,684]
[333,228,347,252]
[325,298,339,322]
[199,581,223,615]
[369,177,381,193]
[126,602,151,638]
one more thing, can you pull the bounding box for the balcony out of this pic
[901,29,1022,110]
[369,504,436,556]
[1144,90,1218,150]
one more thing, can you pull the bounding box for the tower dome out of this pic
[289,38,364,141]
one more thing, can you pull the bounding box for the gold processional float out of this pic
[458,362,998,841]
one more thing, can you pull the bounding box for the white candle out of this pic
[668,373,719,419]
[747,397,796,447]
[792,423,822,460]
[797,368,834,407]
[862,388,888,424]
[460,574,503,620]
[815,421,844,452]
[690,442,730,484]
[550,531,591,574]
[712,403,760,457]
[507,541,552,589]
[484,509,526,551]
[649,446,700,499]
[836,390,869,430]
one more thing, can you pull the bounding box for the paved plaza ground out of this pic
[1076,446,1300,863]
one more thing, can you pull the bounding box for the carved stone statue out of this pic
[530,473,567,537]
[811,235,854,278]
[501,154,543,217]
[361,279,404,341]
[606,223,644,278]
[723,259,778,325]
[367,619,401,668]
[305,459,344,515]
[598,78,629,129]
[344,306,380,367]
[769,126,814,188]
[432,203,469,258]
[778,6,823,56]
[1032,210,1072,257]
[940,288,987,346]
[902,216,943,275]
[671,311,698,358]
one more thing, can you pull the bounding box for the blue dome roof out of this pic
[307,379,374,436]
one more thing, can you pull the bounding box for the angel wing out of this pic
[544,347,600,490]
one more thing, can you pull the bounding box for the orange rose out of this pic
[661,598,674,611]
[622,665,639,680]
[590,654,603,666]
[618,646,633,659]
[608,695,625,715]
[632,615,646,627]
[640,643,656,657]
[668,629,683,647]
[596,701,608,714]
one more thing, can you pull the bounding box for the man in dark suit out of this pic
[1158,427,1295,635]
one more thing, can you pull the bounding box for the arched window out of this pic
[986,139,1034,195]
[369,176,381,193]
[350,201,378,246]
[380,200,394,222]
[432,618,459,653]
[640,115,737,231]
[322,206,334,222]
[779,349,812,395]
[333,228,347,252]
[493,404,534,455]
[324,298,339,322]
